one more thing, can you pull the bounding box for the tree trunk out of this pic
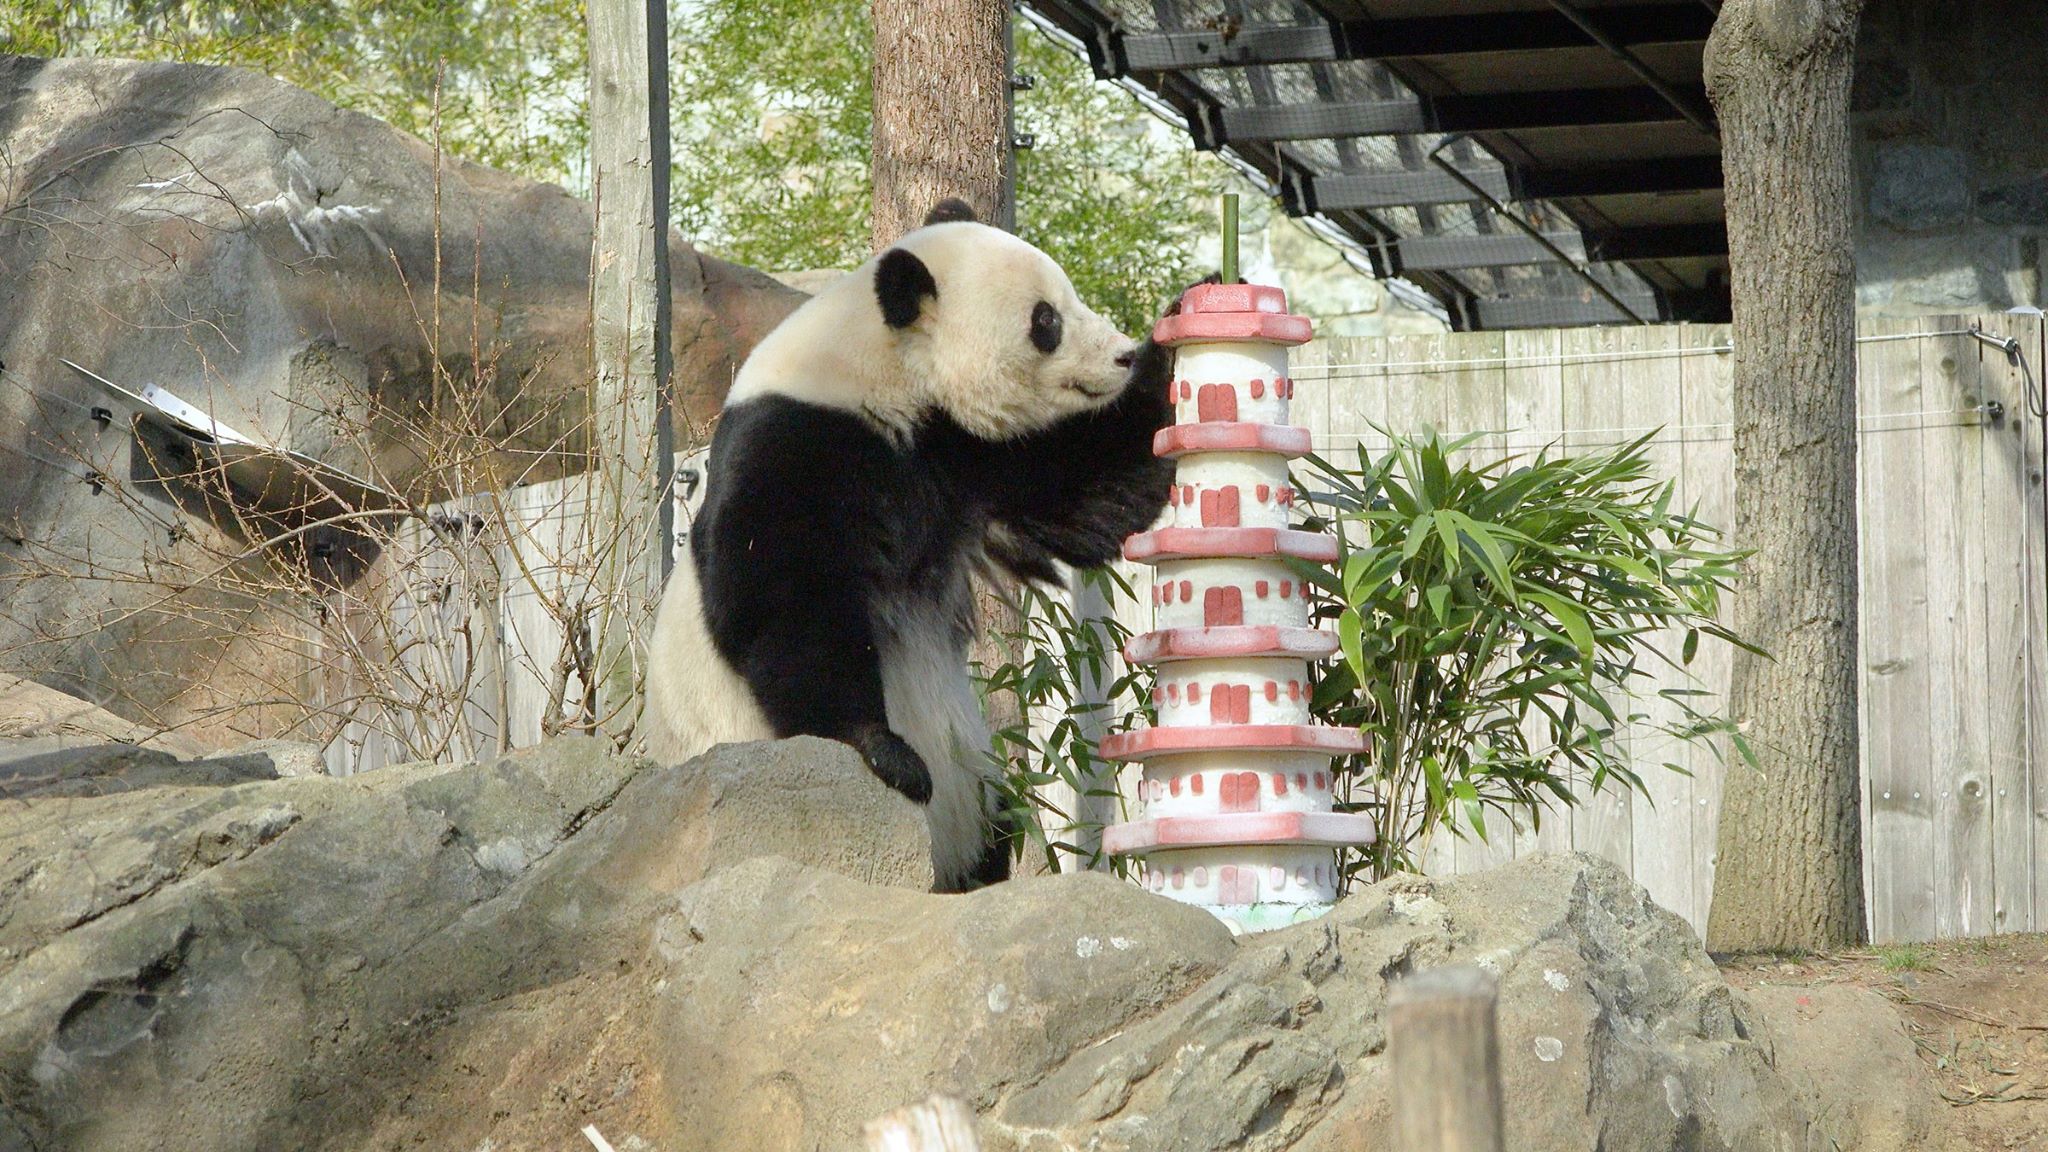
[1705,0,1869,953]
[870,0,1009,243]
[871,0,1028,748]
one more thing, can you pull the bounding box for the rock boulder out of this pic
[1,735,1842,1150]
[0,54,802,740]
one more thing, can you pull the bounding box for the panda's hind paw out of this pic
[851,724,934,805]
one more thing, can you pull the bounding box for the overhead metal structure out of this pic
[1023,0,1727,329]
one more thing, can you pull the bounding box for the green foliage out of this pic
[1295,431,1757,880]
[1877,942,1936,972]
[671,0,1221,334]
[668,0,875,273]
[5,0,592,185]
[982,569,1153,874]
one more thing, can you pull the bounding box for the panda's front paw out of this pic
[1124,273,1224,401]
[850,724,934,804]
[1165,272,1223,317]
[1124,336,1174,397]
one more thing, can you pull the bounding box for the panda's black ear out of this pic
[923,197,977,226]
[876,247,937,329]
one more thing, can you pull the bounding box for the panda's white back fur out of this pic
[641,557,773,756]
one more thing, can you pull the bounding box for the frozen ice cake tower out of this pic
[1102,281,1375,935]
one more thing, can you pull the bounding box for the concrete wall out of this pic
[1854,0,2048,315]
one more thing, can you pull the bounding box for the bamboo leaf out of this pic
[1339,609,1366,684]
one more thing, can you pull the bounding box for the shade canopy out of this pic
[1027,0,1725,330]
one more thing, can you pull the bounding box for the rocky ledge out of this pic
[0,731,1924,1150]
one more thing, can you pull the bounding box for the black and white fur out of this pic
[642,201,1176,892]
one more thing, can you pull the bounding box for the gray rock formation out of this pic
[0,54,802,739]
[0,735,1860,1150]
[1744,983,1951,1151]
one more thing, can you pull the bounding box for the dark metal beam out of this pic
[1121,23,1336,71]
[1400,222,1727,271]
[1336,4,1713,58]
[1473,294,1663,329]
[1217,99,1425,141]
[1423,135,1647,322]
[1214,86,1703,143]
[1432,86,1708,133]
[1513,155,1722,199]
[1400,232,1587,271]
[1591,222,1728,261]
[1546,0,1716,132]
[1309,166,1511,210]
[1113,5,1714,73]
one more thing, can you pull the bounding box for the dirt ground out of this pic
[1722,934,2048,1151]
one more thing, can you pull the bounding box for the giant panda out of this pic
[641,200,1181,893]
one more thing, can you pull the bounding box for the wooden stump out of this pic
[862,1094,982,1152]
[1388,963,1505,1152]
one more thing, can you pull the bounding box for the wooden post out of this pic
[587,0,673,741]
[1388,964,1505,1152]
[862,1094,982,1152]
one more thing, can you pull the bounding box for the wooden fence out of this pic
[1098,314,2043,944]
[330,313,2047,945]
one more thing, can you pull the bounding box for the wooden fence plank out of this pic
[2022,311,2048,934]
[1678,325,1737,928]
[1861,316,1938,943]
[1288,329,1335,456]
[1559,325,1634,879]
[1620,325,1694,927]
[1921,325,1993,937]
[1980,313,2037,934]
[498,476,597,750]
[1442,332,1517,878]
[1502,328,1575,863]
[1387,332,1449,444]
[1320,335,1389,455]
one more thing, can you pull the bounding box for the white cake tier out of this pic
[1133,845,1340,907]
[1134,751,1337,817]
[1151,557,1311,630]
[1151,656,1312,727]
[1172,343,1293,427]
[1166,451,1295,531]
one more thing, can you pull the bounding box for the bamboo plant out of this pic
[1292,430,1757,881]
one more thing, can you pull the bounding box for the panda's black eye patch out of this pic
[1030,301,1062,354]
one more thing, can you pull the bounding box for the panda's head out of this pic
[872,204,1138,441]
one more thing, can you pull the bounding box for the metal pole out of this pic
[1221,192,1239,283]
[648,0,674,580]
